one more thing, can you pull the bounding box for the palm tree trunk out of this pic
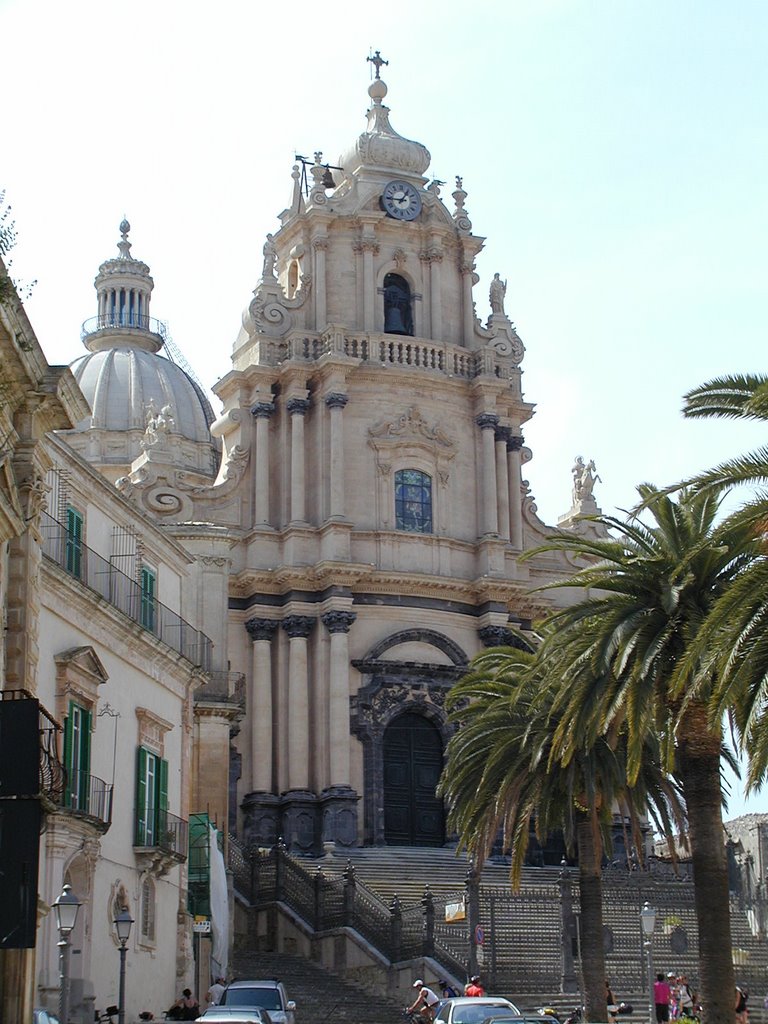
[678,713,734,1024]
[577,813,607,1023]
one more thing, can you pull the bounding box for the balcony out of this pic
[193,671,246,710]
[40,511,213,671]
[0,689,64,805]
[134,807,188,875]
[59,769,113,832]
[81,312,167,343]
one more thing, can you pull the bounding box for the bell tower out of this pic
[219,55,552,852]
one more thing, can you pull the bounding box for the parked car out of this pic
[435,998,522,1024]
[219,981,296,1024]
[195,1009,272,1024]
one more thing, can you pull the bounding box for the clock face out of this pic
[381,180,422,221]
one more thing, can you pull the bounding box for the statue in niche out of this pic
[262,233,278,278]
[572,456,601,503]
[489,272,507,315]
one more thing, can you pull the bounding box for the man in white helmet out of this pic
[407,979,441,1023]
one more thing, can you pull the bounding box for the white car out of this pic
[435,997,523,1024]
[196,1010,272,1024]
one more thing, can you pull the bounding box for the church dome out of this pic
[70,345,215,443]
[65,222,218,479]
[340,69,431,181]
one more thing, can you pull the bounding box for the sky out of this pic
[2,0,767,817]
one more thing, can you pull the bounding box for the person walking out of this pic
[206,977,227,1007]
[465,976,485,997]
[654,973,671,1023]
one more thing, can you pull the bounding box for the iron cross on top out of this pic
[367,50,389,79]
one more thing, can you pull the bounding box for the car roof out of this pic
[445,998,517,1005]
[226,981,282,989]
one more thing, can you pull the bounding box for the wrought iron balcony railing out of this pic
[81,313,168,341]
[60,769,113,830]
[40,511,213,671]
[134,807,188,861]
[193,671,246,709]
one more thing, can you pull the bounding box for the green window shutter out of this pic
[79,708,92,810]
[157,756,169,840]
[63,704,74,808]
[136,746,148,845]
[140,566,156,631]
[66,507,83,577]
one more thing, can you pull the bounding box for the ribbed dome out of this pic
[70,347,215,442]
[65,222,218,480]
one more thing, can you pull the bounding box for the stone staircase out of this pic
[230,950,407,1024]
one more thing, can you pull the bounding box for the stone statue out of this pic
[262,233,277,278]
[572,456,601,503]
[489,272,507,315]
[143,400,174,448]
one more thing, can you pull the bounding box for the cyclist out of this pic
[407,979,441,1023]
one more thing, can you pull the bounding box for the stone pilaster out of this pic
[281,615,315,791]
[286,398,310,525]
[495,426,511,542]
[476,414,499,537]
[245,617,278,792]
[507,434,524,550]
[251,401,275,527]
[324,393,348,520]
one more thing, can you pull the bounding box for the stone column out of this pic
[251,401,274,527]
[319,609,359,847]
[282,615,315,792]
[476,414,499,537]
[324,393,348,520]
[313,236,328,329]
[508,434,524,550]
[245,618,278,792]
[321,610,356,785]
[287,398,310,524]
[495,426,511,542]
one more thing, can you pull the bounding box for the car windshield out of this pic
[224,988,282,1010]
[454,1005,515,1024]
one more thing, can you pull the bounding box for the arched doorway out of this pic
[383,712,445,846]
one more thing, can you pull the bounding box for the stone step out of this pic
[231,951,406,1024]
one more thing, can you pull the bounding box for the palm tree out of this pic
[528,485,757,1024]
[438,645,681,1023]
[679,373,768,788]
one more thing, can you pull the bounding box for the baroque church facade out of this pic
[1,55,600,1020]
[106,58,590,854]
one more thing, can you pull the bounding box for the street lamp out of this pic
[114,907,134,1024]
[640,902,657,1024]
[53,883,82,1024]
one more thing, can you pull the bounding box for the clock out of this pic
[381,180,422,221]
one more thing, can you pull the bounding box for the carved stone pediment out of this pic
[55,645,109,719]
[368,406,455,450]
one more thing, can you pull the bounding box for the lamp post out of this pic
[114,907,134,1024]
[640,901,657,1024]
[53,883,82,1024]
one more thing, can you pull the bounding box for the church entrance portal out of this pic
[383,712,445,846]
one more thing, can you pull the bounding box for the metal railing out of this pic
[81,313,167,341]
[232,842,465,978]
[40,512,213,671]
[61,769,113,829]
[194,672,246,709]
[134,807,188,860]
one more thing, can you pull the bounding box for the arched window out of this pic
[383,273,413,336]
[395,469,432,533]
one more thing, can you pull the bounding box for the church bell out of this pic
[384,304,408,335]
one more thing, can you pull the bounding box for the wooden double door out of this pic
[383,713,445,847]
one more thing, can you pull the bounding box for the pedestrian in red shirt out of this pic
[465,976,485,997]
[654,974,671,1023]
